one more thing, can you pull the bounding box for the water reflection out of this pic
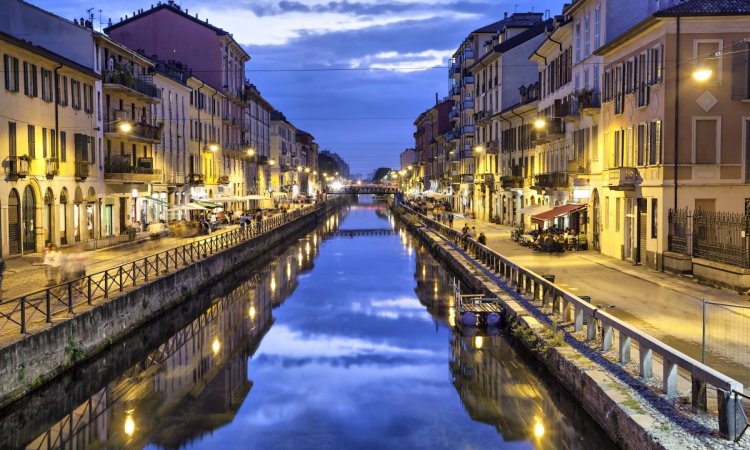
[2,200,613,450]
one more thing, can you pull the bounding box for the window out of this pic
[28,125,35,159]
[637,123,646,166]
[651,198,658,238]
[42,127,47,158]
[594,6,601,50]
[23,62,37,97]
[649,120,661,165]
[71,79,81,110]
[584,14,590,57]
[57,74,68,106]
[731,41,750,100]
[693,117,719,164]
[694,40,722,84]
[575,22,581,63]
[41,68,52,101]
[4,55,19,92]
[60,131,67,162]
[8,122,17,156]
[50,129,57,158]
[83,84,93,113]
[616,198,621,232]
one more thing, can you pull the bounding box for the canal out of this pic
[1,197,615,450]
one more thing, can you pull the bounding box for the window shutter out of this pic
[731,41,750,100]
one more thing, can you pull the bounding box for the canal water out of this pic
[1,197,615,450]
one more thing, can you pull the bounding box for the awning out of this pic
[519,204,552,215]
[196,201,222,209]
[532,203,586,223]
[241,195,270,200]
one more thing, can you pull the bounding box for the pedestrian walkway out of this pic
[433,213,750,387]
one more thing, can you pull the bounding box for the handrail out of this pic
[0,198,345,337]
[400,203,745,439]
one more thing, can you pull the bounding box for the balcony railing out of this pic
[75,161,89,180]
[534,172,568,189]
[45,157,59,179]
[578,90,601,113]
[500,175,523,189]
[607,167,641,190]
[462,125,475,134]
[105,122,162,142]
[463,48,474,61]
[485,140,499,154]
[104,156,161,182]
[462,99,475,110]
[168,172,185,186]
[188,173,204,185]
[218,175,230,184]
[450,85,461,97]
[448,108,458,121]
[103,70,160,99]
[533,118,565,144]
[462,76,474,85]
[567,160,591,175]
[6,155,29,180]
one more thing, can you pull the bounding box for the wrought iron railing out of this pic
[0,200,341,336]
[669,208,750,268]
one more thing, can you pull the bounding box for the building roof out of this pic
[472,19,552,69]
[103,1,250,60]
[0,30,99,79]
[472,12,544,34]
[654,0,750,16]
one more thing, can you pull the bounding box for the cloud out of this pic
[349,49,455,72]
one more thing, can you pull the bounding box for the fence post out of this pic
[20,297,26,334]
[67,283,73,312]
[87,277,92,305]
[46,290,51,323]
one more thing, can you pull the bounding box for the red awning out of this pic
[531,203,586,223]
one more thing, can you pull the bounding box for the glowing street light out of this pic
[118,121,133,133]
[297,165,303,172]
[212,338,221,354]
[268,159,276,166]
[473,145,484,153]
[124,411,136,437]
[247,147,255,156]
[534,118,547,129]
[693,66,713,82]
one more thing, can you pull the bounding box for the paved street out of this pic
[441,214,750,387]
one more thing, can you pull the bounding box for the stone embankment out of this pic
[394,204,748,450]
[0,200,345,409]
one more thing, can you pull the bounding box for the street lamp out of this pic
[205,143,218,152]
[297,165,303,172]
[473,145,484,153]
[118,121,133,133]
[268,159,276,166]
[692,66,713,82]
[247,147,255,156]
[533,118,547,129]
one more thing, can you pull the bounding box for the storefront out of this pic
[531,203,587,234]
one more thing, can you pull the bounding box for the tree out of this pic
[372,167,393,183]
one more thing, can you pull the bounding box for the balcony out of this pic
[474,110,490,123]
[463,48,474,63]
[462,98,475,110]
[6,155,29,180]
[256,155,270,165]
[562,98,580,122]
[578,90,601,115]
[280,163,291,173]
[451,174,462,183]
[448,108,459,121]
[462,174,474,183]
[188,173,204,185]
[567,160,591,176]
[532,118,565,144]
[105,122,162,143]
[103,70,160,100]
[218,175,230,184]
[75,161,89,181]
[45,157,59,179]
[104,155,162,183]
[445,129,460,142]
[462,125,475,135]
[534,172,568,189]
[168,172,185,186]
[500,175,523,189]
[485,140,499,154]
[462,76,474,85]
[450,85,461,98]
[607,167,641,190]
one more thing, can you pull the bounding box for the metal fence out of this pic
[703,300,750,387]
[668,208,750,268]
[401,203,745,440]
[0,201,335,336]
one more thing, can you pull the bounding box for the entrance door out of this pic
[8,190,20,255]
[592,190,600,252]
[638,199,647,265]
[119,197,126,233]
[23,186,36,252]
[624,198,636,261]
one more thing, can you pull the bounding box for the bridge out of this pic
[326,184,401,195]
[332,229,399,237]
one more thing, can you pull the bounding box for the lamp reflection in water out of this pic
[286,261,291,280]
[474,335,484,349]
[298,248,303,267]
[124,410,136,437]
[448,306,456,327]
[248,305,256,319]
[212,338,221,354]
[270,274,276,293]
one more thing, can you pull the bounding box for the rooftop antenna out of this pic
[514,4,518,12]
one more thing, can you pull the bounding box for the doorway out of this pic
[23,185,36,252]
[592,189,600,252]
[8,190,20,255]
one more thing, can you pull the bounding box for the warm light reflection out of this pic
[249,305,256,319]
[298,248,303,267]
[533,417,545,438]
[118,122,133,133]
[286,261,291,280]
[422,265,426,280]
[474,335,484,349]
[305,242,311,256]
[212,338,221,354]
[534,118,546,129]
[448,306,456,327]
[124,412,135,436]
[270,275,277,293]
[313,234,317,246]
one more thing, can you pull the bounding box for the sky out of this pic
[35,0,565,176]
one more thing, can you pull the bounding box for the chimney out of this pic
[435,92,438,105]
[504,12,508,19]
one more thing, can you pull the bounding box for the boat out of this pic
[452,279,502,328]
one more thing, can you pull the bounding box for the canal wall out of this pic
[393,207,688,450]
[0,202,344,409]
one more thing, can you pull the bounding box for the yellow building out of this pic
[187,77,222,201]
[0,31,101,255]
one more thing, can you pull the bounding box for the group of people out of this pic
[461,223,487,249]
[523,227,582,253]
[42,244,88,286]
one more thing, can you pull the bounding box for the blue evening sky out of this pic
[32,0,565,176]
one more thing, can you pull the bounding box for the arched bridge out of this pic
[326,184,401,195]
[332,229,399,237]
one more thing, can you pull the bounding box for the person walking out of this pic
[448,213,454,228]
[477,232,487,245]
[43,243,61,286]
